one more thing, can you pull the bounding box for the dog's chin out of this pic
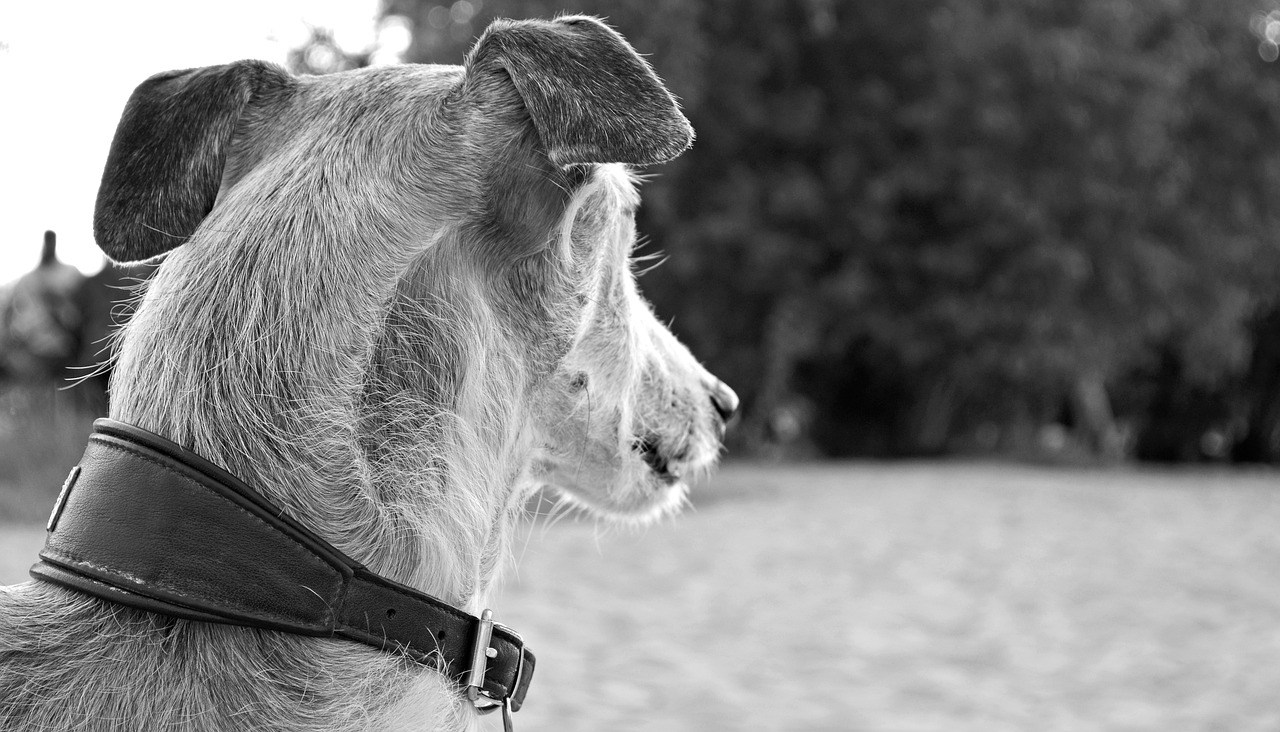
[532,451,697,525]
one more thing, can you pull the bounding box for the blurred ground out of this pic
[3,461,1279,731]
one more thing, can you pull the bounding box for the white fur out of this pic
[0,61,733,731]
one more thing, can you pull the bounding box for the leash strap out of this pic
[29,418,534,714]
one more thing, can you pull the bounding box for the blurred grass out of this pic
[498,462,1280,732]
[3,446,1280,730]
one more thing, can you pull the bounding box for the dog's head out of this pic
[95,16,736,526]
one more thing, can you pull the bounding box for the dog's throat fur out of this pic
[30,418,535,721]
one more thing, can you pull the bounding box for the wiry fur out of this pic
[0,16,735,732]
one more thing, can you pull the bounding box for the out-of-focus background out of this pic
[3,1,1280,730]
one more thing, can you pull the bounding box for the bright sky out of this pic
[0,0,394,286]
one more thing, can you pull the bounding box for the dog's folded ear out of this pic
[93,61,292,263]
[464,16,694,167]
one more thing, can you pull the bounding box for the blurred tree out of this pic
[288,27,372,74]
[1233,302,1280,462]
[376,0,1280,460]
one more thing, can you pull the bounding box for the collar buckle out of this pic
[466,608,525,714]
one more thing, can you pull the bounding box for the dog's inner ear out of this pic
[93,61,293,264]
[463,16,694,167]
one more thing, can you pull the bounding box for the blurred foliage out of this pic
[321,0,1280,461]
[288,27,372,74]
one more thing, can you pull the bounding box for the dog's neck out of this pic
[109,222,534,612]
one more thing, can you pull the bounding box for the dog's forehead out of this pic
[220,61,648,256]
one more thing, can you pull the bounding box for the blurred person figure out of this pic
[0,231,86,380]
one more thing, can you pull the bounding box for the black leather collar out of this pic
[30,418,534,717]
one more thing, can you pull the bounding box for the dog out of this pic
[0,16,736,732]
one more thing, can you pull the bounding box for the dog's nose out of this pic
[708,379,740,424]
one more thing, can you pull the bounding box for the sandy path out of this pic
[3,462,1279,731]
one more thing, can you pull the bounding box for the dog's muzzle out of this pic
[29,419,535,725]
